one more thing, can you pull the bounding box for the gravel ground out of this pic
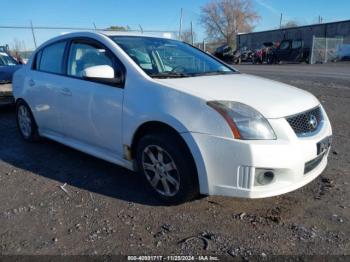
[0,63,349,259]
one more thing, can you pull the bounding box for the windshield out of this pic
[0,52,18,66]
[110,36,235,78]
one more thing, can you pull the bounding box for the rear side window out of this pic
[37,41,66,74]
[292,40,302,49]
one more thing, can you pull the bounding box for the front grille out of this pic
[286,107,323,136]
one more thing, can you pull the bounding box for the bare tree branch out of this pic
[200,0,260,47]
[182,30,197,45]
[281,20,300,28]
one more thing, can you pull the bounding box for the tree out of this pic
[200,0,260,48]
[106,25,131,31]
[281,20,300,29]
[181,30,197,45]
[11,38,26,53]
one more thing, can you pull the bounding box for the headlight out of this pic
[207,101,276,140]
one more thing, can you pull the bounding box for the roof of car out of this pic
[31,31,179,58]
[100,31,174,39]
[101,31,150,37]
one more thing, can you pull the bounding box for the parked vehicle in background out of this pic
[335,44,350,61]
[214,45,254,64]
[252,42,274,64]
[13,32,332,204]
[271,39,310,64]
[233,47,254,64]
[0,51,22,105]
[0,45,10,54]
[213,44,234,62]
[251,40,310,65]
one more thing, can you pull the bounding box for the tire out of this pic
[304,56,310,64]
[267,54,274,64]
[252,57,257,64]
[16,101,40,142]
[136,132,199,204]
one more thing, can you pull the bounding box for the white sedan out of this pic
[13,32,332,204]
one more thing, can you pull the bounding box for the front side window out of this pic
[38,41,66,74]
[67,42,117,78]
[280,41,290,50]
[111,36,234,78]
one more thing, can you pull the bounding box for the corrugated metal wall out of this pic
[237,20,350,49]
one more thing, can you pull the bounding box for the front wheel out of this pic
[136,133,199,204]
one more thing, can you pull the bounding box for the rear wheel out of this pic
[304,55,310,64]
[16,101,40,142]
[136,133,199,204]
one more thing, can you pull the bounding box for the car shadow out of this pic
[0,107,166,206]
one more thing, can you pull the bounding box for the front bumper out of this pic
[0,83,14,106]
[182,111,332,198]
[0,95,14,106]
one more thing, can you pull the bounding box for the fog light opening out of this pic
[255,170,275,186]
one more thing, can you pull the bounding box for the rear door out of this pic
[28,41,67,134]
[289,40,303,62]
[57,38,125,156]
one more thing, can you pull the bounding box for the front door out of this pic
[58,39,125,156]
[276,40,292,61]
[289,40,303,62]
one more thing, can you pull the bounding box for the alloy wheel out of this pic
[141,145,180,197]
[17,105,32,138]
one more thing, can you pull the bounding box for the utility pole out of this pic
[30,20,37,49]
[279,13,283,29]
[190,21,194,45]
[139,24,144,34]
[179,8,183,40]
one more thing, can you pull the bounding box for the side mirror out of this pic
[82,65,122,85]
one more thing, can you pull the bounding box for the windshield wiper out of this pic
[149,71,234,78]
[149,72,192,79]
[192,71,234,76]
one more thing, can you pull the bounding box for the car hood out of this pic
[0,65,22,82]
[156,73,319,118]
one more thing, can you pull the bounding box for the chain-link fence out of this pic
[310,36,350,64]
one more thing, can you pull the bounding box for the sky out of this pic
[0,0,349,50]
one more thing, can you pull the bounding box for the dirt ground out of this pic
[0,63,349,259]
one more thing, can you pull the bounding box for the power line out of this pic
[0,25,177,33]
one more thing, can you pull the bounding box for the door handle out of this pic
[28,79,35,87]
[60,87,72,96]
